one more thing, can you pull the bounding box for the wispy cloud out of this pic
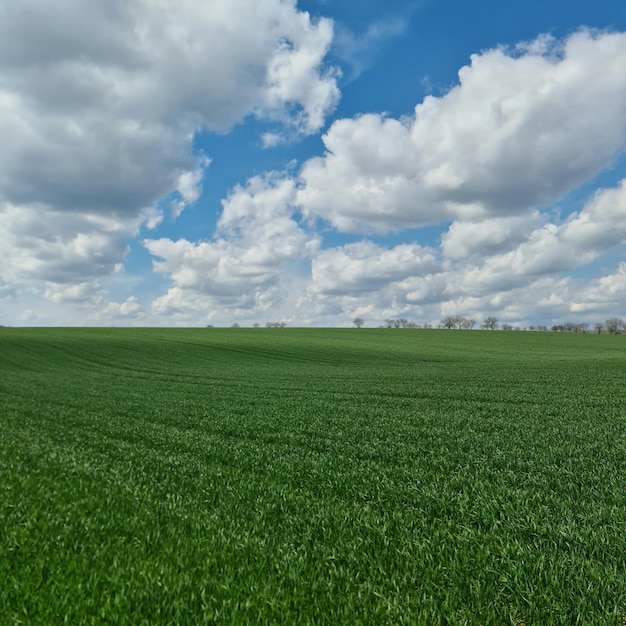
[332,16,407,81]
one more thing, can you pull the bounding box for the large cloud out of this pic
[450,179,626,296]
[309,240,439,296]
[294,179,626,325]
[0,0,339,298]
[144,175,319,321]
[297,30,626,232]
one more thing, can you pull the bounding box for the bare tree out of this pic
[594,322,604,334]
[501,323,513,331]
[481,316,498,330]
[353,318,365,328]
[459,317,476,330]
[562,321,588,333]
[441,316,457,329]
[605,317,624,334]
[384,319,406,328]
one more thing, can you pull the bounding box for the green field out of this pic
[1,327,625,625]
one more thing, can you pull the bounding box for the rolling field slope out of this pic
[1,328,625,624]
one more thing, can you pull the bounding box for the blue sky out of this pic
[1,0,626,327]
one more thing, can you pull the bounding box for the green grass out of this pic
[1,327,625,625]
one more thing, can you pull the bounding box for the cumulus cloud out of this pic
[441,214,544,260]
[98,296,144,321]
[0,203,138,285]
[290,178,626,326]
[309,240,439,296]
[0,0,339,296]
[569,264,626,314]
[43,282,103,306]
[140,104,626,329]
[144,175,320,320]
[449,179,626,296]
[297,29,626,232]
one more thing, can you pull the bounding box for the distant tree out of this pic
[231,323,240,328]
[353,317,365,328]
[605,317,624,334]
[441,316,457,329]
[537,325,548,332]
[459,317,476,330]
[501,323,513,331]
[278,321,287,328]
[384,318,406,328]
[253,322,260,328]
[482,316,498,330]
[562,321,588,333]
[594,322,604,334]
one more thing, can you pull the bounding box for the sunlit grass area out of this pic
[1,328,625,624]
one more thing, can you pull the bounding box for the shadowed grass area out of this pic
[1,327,625,624]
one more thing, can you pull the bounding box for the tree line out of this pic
[352,316,625,334]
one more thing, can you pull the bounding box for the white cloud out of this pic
[144,175,320,320]
[290,239,446,326]
[309,240,439,295]
[43,282,103,305]
[290,178,626,326]
[441,213,544,260]
[569,264,626,313]
[0,0,339,297]
[297,29,626,233]
[0,203,136,285]
[98,296,144,321]
[448,179,626,296]
[333,16,407,80]
[171,158,210,218]
[140,173,626,327]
